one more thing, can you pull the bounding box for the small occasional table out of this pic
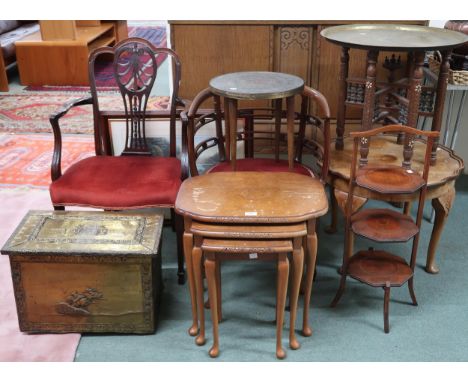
[321,24,467,164]
[209,71,304,170]
[326,135,464,274]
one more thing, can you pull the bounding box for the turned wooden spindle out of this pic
[402,51,424,171]
[397,52,415,145]
[359,50,379,167]
[430,50,452,165]
[213,94,226,162]
[336,46,350,151]
[406,51,425,128]
[359,136,370,168]
[402,134,415,169]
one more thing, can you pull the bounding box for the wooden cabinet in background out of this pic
[15,20,128,86]
[169,21,427,119]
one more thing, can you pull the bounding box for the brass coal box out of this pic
[1,210,164,334]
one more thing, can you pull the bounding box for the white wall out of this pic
[428,20,468,173]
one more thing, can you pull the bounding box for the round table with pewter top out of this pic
[209,71,304,171]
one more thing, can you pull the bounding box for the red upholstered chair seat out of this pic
[207,158,315,177]
[50,156,182,209]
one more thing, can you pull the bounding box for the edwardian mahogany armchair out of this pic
[49,38,189,284]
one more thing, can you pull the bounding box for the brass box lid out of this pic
[1,211,163,257]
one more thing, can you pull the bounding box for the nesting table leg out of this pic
[183,231,198,336]
[192,239,206,346]
[276,254,289,360]
[205,255,220,358]
[289,237,304,349]
[215,259,222,321]
[303,219,318,337]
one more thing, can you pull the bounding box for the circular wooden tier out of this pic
[209,71,304,100]
[351,208,419,242]
[320,24,468,51]
[347,249,413,287]
[356,165,425,194]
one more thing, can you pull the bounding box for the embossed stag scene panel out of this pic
[16,261,150,329]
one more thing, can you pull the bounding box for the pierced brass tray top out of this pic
[209,71,304,100]
[321,24,468,51]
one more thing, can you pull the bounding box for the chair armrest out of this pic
[175,96,189,110]
[50,96,93,122]
[180,110,189,125]
[49,96,93,181]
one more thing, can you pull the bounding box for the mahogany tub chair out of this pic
[49,38,189,284]
[183,85,330,181]
[330,125,439,332]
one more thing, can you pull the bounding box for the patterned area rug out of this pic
[0,134,95,189]
[0,187,81,361]
[24,25,167,92]
[0,94,169,134]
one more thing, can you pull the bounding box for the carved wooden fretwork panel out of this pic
[274,26,313,110]
[280,27,311,50]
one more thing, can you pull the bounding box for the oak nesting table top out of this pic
[321,24,468,51]
[175,172,328,223]
[209,71,304,100]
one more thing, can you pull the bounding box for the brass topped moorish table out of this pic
[175,171,328,357]
[209,71,304,171]
[326,135,464,274]
[321,24,468,164]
